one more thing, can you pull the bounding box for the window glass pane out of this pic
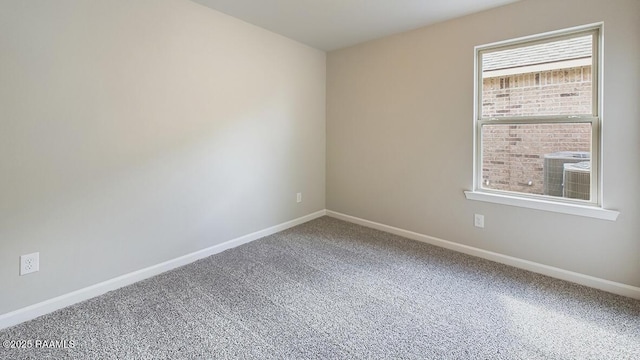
[481,123,591,201]
[481,35,593,118]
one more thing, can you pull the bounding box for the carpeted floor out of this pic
[1,216,639,359]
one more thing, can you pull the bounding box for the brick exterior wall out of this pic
[481,66,592,195]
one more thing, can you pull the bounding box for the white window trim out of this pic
[464,191,619,221]
[466,22,619,221]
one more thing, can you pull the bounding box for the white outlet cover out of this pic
[296,193,302,203]
[474,214,485,228]
[20,252,39,276]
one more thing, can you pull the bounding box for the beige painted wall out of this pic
[327,0,640,286]
[0,0,325,314]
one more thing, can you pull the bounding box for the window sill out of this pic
[464,191,619,221]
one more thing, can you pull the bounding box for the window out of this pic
[470,25,609,212]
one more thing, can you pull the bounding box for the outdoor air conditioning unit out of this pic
[563,161,591,200]
[543,151,590,197]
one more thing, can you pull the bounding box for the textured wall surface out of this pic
[482,123,591,195]
[482,65,592,195]
[0,0,326,315]
[327,0,640,287]
[483,66,592,117]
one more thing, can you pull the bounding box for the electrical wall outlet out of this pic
[474,214,485,228]
[20,252,39,276]
[296,192,302,203]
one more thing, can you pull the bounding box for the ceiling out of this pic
[190,0,520,51]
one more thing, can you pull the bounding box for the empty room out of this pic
[1,0,639,358]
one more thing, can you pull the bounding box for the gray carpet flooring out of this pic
[1,216,639,359]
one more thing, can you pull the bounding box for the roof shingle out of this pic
[483,35,592,71]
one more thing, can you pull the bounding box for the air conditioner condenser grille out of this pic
[543,151,590,197]
[563,161,591,200]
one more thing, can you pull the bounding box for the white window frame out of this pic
[464,23,619,221]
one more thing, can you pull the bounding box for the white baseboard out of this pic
[0,210,327,330]
[3,208,637,331]
[326,210,640,300]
